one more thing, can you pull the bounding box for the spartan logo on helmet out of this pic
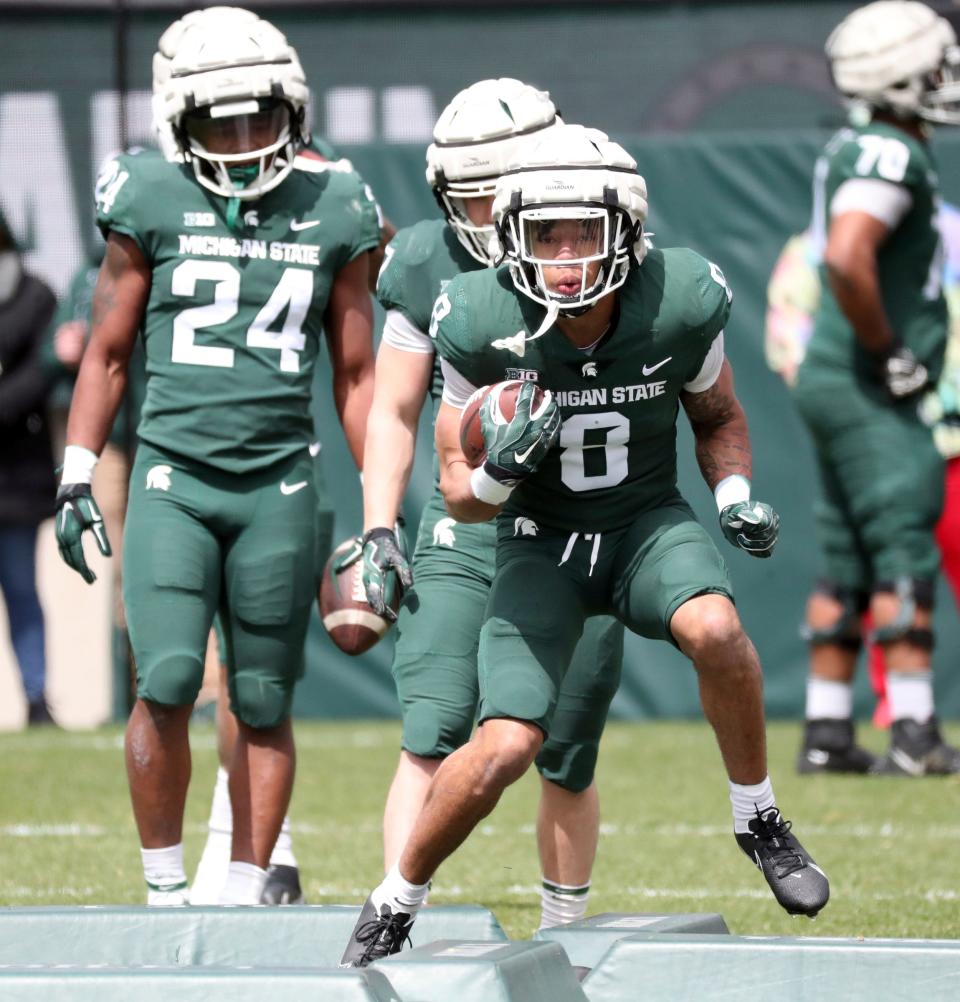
[425,78,561,266]
[513,517,539,537]
[146,464,173,491]
[432,517,457,548]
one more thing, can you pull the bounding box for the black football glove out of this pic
[55,483,112,584]
[719,501,780,559]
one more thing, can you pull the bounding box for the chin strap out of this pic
[529,300,561,344]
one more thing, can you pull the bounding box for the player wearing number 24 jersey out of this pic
[341,123,828,969]
[55,8,379,907]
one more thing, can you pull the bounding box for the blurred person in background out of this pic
[766,213,960,746]
[790,0,960,776]
[53,7,379,905]
[0,211,58,725]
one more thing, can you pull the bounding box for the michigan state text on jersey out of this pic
[435,247,729,532]
[95,146,380,472]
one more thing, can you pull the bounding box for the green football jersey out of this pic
[436,248,731,531]
[95,146,381,473]
[377,218,481,423]
[806,121,947,379]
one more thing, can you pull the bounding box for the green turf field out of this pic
[1,719,958,941]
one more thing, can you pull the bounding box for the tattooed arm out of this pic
[823,211,894,354]
[680,358,752,492]
[65,232,151,454]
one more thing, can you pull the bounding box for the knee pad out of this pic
[535,739,598,794]
[871,577,936,649]
[231,673,292,729]
[800,580,868,650]
[137,653,204,706]
[401,701,474,759]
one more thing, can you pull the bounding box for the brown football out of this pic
[459,380,546,468]
[319,536,398,655]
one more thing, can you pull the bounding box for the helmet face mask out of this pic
[178,97,299,198]
[432,173,498,264]
[917,44,960,124]
[502,203,631,315]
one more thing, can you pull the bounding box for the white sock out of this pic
[219,861,268,905]
[191,767,233,904]
[142,844,188,896]
[729,777,776,834]
[268,816,297,869]
[805,677,853,720]
[538,879,590,930]
[373,863,430,918]
[887,670,934,724]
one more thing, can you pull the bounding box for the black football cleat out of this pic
[339,894,414,968]
[736,807,830,918]
[871,717,960,776]
[260,864,304,905]
[796,718,877,775]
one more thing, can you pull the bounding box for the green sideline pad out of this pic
[582,933,960,1002]
[0,966,402,1002]
[375,939,588,1002]
[0,905,505,967]
[534,912,729,969]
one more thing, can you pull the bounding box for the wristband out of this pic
[470,465,514,506]
[714,474,751,513]
[61,445,99,485]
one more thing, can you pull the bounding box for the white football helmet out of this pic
[154,6,309,198]
[493,124,648,316]
[426,78,560,265]
[826,1,960,125]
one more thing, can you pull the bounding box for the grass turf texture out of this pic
[1,720,958,940]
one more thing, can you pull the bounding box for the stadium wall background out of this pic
[1,0,958,721]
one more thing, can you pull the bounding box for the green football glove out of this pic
[360,523,412,622]
[55,483,112,584]
[719,501,780,559]
[480,382,561,487]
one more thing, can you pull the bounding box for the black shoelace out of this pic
[354,912,413,965]
[751,808,805,879]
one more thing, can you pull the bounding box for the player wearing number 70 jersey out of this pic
[55,8,380,905]
[342,123,828,967]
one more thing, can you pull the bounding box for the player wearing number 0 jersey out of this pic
[365,79,624,931]
[341,124,828,969]
[55,8,379,906]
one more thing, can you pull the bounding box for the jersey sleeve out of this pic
[434,275,487,388]
[830,129,929,199]
[94,151,154,260]
[337,172,382,266]
[375,225,437,331]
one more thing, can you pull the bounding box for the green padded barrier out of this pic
[375,939,588,1002]
[0,966,403,1002]
[534,912,729,969]
[0,905,505,967]
[582,933,960,1002]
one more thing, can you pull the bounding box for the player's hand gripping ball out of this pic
[319,535,400,655]
[459,379,558,476]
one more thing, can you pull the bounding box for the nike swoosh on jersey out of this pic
[280,480,309,495]
[290,219,321,231]
[641,357,672,376]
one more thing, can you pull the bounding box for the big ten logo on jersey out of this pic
[505,368,539,382]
